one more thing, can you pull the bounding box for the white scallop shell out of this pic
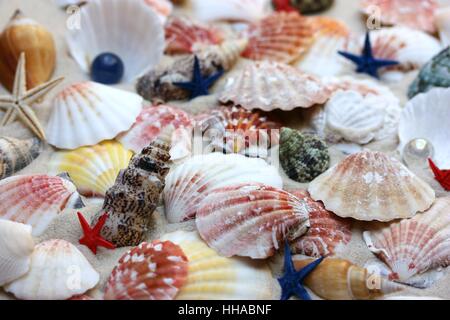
[46,82,143,150]
[191,0,270,23]
[66,0,165,82]
[399,88,450,168]
[163,153,283,223]
[0,221,34,286]
[5,239,99,300]
[436,7,450,46]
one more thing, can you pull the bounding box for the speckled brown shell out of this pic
[0,137,41,180]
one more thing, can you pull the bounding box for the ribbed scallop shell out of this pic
[46,81,143,150]
[0,137,41,180]
[399,88,450,168]
[48,141,133,198]
[144,0,173,23]
[289,190,352,258]
[196,183,311,259]
[191,0,269,23]
[364,197,450,288]
[161,231,277,300]
[0,174,84,236]
[220,60,331,111]
[5,239,99,300]
[0,220,34,286]
[104,241,188,300]
[117,104,193,153]
[308,151,436,222]
[241,12,314,64]
[164,153,283,223]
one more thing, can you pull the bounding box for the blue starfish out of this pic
[278,241,324,300]
[338,32,399,79]
[173,55,224,100]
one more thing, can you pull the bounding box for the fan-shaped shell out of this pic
[196,183,311,259]
[104,241,188,300]
[364,197,450,288]
[161,231,278,299]
[399,88,450,168]
[163,153,283,223]
[46,81,143,150]
[241,12,314,64]
[219,60,331,111]
[144,0,173,23]
[0,137,41,180]
[191,0,269,23]
[308,151,436,222]
[288,190,352,258]
[48,141,133,198]
[0,174,84,236]
[66,0,165,82]
[5,239,99,300]
[0,220,34,286]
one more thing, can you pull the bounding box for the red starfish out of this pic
[429,159,450,191]
[272,0,297,12]
[77,212,116,254]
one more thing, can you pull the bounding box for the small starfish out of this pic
[173,56,224,100]
[429,159,450,191]
[0,52,63,140]
[77,212,116,255]
[272,0,297,12]
[278,241,324,300]
[338,32,399,79]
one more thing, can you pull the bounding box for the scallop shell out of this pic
[46,81,143,150]
[241,12,314,64]
[5,239,99,300]
[436,7,450,46]
[164,153,283,223]
[308,151,436,222]
[293,257,403,300]
[288,190,352,258]
[0,137,41,180]
[161,231,278,300]
[66,0,164,82]
[219,60,332,112]
[196,183,311,259]
[48,141,133,198]
[117,104,193,153]
[144,0,173,23]
[360,0,438,33]
[0,220,34,286]
[364,197,450,288]
[165,16,223,54]
[0,174,84,236]
[399,88,450,168]
[191,0,269,23]
[104,240,188,300]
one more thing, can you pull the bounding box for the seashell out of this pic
[399,88,450,168]
[241,12,314,64]
[117,104,193,153]
[66,0,165,82]
[0,220,34,286]
[0,174,84,236]
[161,231,277,299]
[144,0,173,23]
[104,240,188,300]
[293,257,404,300]
[164,16,223,54]
[290,0,334,14]
[164,152,283,223]
[220,60,331,112]
[279,128,330,183]
[408,47,450,98]
[48,141,133,198]
[288,190,352,258]
[0,137,41,180]
[363,197,450,288]
[191,0,269,23]
[436,7,450,46]
[69,294,94,300]
[5,239,99,300]
[308,151,436,222]
[92,141,171,247]
[46,81,143,150]
[0,10,56,92]
[360,0,438,33]
[196,183,311,259]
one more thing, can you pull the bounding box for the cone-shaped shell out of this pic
[308,151,435,222]
[193,38,249,71]
[0,137,41,180]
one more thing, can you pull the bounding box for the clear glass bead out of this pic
[403,138,434,169]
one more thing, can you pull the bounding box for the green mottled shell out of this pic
[290,0,334,14]
[280,128,330,183]
[408,47,450,98]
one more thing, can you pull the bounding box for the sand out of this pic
[0,0,449,300]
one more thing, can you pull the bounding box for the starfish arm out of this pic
[15,103,46,140]
[283,240,296,273]
[362,32,373,58]
[293,284,312,301]
[192,56,203,81]
[13,53,27,98]
[77,212,92,234]
[96,237,116,250]
[0,108,17,126]
[173,81,197,91]
[205,69,225,88]
[338,51,364,65]
[22,77,64,105]
[0,96,15,106]
[373,59,400,68]
[93,213,109,234]
[297,257,325,281]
